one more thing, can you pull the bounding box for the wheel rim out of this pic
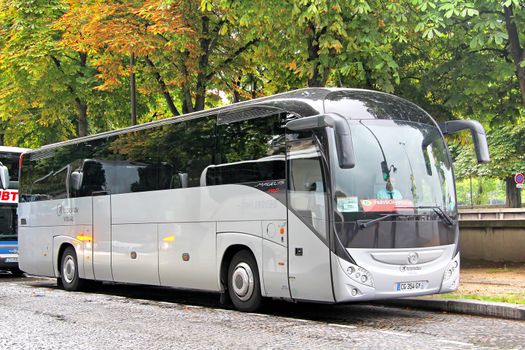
[231,262,254,302]
[63,255,76,284]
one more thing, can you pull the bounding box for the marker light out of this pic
[76,234,92,242]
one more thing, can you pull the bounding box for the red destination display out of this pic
[360,199,414,212]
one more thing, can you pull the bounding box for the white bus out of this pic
[0,146,30,276]
[18,88,489,311]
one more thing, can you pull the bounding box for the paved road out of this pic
[0,274,523,349]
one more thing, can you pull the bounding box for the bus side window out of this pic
[79,160,107,195]
[156,116,217,189]
[216,111,285,185]
[287,136,328,241]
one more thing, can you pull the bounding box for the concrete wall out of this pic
[459,208,525,263]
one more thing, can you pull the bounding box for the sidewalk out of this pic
[379,260,525,320]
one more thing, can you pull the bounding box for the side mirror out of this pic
[286,113,355,169]
[0,163,10,190]
[70,171,83,191]
[178,173,188,188]
[439,120,490,163]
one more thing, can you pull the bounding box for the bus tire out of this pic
[60,246,85,291]
[10,268,24,277]
[227,250,262,312]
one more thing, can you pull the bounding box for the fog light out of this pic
[351,288,358,296]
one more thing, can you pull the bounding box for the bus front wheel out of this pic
[60,246,85,291]
[228,250,262,312]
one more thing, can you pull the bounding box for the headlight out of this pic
[344,263,374,288]
[443,256,459,282]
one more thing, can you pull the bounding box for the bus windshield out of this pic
[0,206,16,241]
[333,119,455,220]
[0,152,21,184]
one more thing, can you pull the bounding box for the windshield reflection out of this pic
[331,119,457,249]
[333,120,455,219]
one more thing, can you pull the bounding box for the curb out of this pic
[377,297,525,321]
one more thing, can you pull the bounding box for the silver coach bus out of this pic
[18,88,489,311]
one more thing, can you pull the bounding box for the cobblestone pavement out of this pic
[0,274,523,349]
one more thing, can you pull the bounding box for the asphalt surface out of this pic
[0,274,524,349]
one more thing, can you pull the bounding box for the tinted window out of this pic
[212,112,285,186]
[156,116,217,188]
[24,145,79,201]
[21,112,289,200]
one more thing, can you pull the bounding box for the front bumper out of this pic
[332,245,459,302]
[0,254,19,270]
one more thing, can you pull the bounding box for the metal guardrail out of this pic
[458,208,525,228]
[458,208,525,262]
[459,208,525,221]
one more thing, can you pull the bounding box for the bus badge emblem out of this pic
[408,252,419,265]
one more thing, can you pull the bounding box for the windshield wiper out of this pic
[357,213,425,229]
[415,206,454,226]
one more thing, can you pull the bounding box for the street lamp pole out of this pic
[130,50,137,126]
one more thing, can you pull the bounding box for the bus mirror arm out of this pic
[439,120,490,164]
[285,114,356,169]
[0,163,10,190]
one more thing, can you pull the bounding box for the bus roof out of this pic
[0,146,31,154]
[25,87,432,154]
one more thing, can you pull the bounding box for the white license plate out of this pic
[4,257,18,263]
[396,281,426,291]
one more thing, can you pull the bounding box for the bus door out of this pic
[77,160,113,282]
[286,133,334,302]
[92,194,112,281]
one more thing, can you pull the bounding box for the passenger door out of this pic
[286,133,334,302]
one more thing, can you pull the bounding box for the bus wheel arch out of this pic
[222,246,262,312]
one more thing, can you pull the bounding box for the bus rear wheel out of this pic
[228,250,262,312]
[60,246,85,291]
[10,268,24,277]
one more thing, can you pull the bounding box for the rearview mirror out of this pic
[286,113,355,169]
[439,120,490,163]
[179,173,188,188]
[0,163,10,190]
[70,171,83,191]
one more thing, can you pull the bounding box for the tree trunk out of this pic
[144,56,180,116]
[306,22,321,87]
[232,78,241,103]
[194,15,210,111]
[76,99,88,137]
[505,176,522,208]
[504,5,525,107]
[306,22,328,87]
